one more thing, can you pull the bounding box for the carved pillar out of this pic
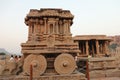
[92,44,94,56]
[96,40,99,55]
[48,23,50,34]
[36,20,40,34]
[82,43,84,54]
[44,18,47,34]
[63,20,67,34]
[28,23,32,41]
[34,23,38,34]
[53,23,55,34]
[68,20,71,34]
[101,42,104,54]
[99,44,103,54]
[37,24,40,34]
[59,20,62,34]
[104,41,107,54]
[30,19,34,34]
[82,42,85,54]
[56,19,59,34]
[66,21,69,34]
[40,20,43,34]
[28,23,32,35]
[86,40,89,55]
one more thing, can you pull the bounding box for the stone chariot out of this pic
[21,8,85,80]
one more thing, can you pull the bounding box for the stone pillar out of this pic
[82,43,84,54]
[44,18,47,34]
[92,44,94,56]
[66,21,69,34]
[104,41,107,54]
[30,19,34,34]
[37,24,40,34]
[37,23,40,32]
[68,20,71,34]
[96,40,99,55]
[56,19,59,34]
[40,19,43,34]
[86,40,89,55]
[63,21,66,34]
[59,20,62,34]
[53,23,55,34]
[99,44,103,54]
[28,24,32,41]
[28,25,30,34]
[34,23,38,34]
[63,20,67,34]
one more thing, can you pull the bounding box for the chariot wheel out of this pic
[54,53,76,75]
[23,54,47,76]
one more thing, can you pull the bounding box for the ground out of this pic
[91,77,120,80]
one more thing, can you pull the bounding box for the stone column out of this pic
[53,23,55,34]
[99,44,103,54]
[59,20,62,34]
[92,44,94,56]
[63,20,67,34]
[30,19,34,34]
[56,19,59,34]
[29,24,32,35]
[104,41,107,54]
[40,19,43,34]
[37,24,40,34]
[68,20,71,34]
[44,18,47,34]
[82,43,84,54]
[96,40,99,55]
[34,23,38,34]
[28,23,32,41]
[37,22,40,32]
[66,21,69,34]
[86,40,89,55]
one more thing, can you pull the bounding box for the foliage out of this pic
[108,43,118,51]
[0,52,6,55]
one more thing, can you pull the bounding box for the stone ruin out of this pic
[74,35,120,78]
[74,35,112,57]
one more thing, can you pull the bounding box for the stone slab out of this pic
[89,69,120,78]
[0,73,86,80]
[106,69,120,77]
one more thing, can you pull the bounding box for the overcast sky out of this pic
[0,0,120,54]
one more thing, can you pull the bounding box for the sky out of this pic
[0,0,120,54]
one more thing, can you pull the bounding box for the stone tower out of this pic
[21,8,80,76]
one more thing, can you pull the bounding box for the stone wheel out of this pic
[23,54,47,76]
[54,53,76,75]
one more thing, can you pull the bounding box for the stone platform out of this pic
[0,73,86,80]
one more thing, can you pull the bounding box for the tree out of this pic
[0,52,6,55]
[108,43,118,51]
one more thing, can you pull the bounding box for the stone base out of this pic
[0,73,86,80]
[90,69,120,78]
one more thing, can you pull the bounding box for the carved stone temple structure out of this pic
[21,8,86,80]
[1,8,120,80]
[74,35,112,57]
[74,35,120,78]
